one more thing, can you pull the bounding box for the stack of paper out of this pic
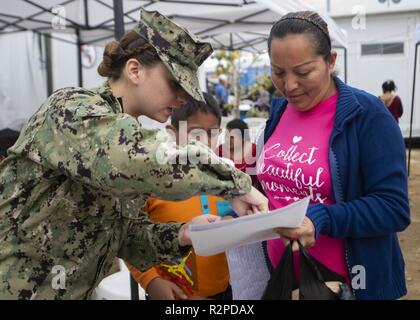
[190,197,309,256]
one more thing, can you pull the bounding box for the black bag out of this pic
[261,240,296,300]
[262,241,355,300]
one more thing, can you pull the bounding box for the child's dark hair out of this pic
[226,118,250,141]
[171,92,222,128]
[382,80,397,93]
[268,11,331,61]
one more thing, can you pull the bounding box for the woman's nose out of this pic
[284,75,299,92]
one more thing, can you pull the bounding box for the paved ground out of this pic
[400,148,420,299]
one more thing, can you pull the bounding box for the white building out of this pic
[306,0,420,137]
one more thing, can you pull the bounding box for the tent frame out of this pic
[407,40,419,176]
[0,0,349,91]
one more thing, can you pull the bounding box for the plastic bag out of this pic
[262,241,355,300]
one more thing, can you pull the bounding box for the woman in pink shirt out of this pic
[253,11,409,299]
[257,11,349,282]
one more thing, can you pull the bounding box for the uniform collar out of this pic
[96,81,123,114]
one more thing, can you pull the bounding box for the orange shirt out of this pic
[126,195,234,298]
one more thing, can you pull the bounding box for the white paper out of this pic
[190,197,310,256]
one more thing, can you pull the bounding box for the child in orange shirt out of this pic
[126,93,235,300]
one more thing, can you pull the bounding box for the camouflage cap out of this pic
[133,9,213,102]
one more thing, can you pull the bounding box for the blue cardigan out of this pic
[262,77,410,300]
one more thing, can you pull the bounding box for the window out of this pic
[361,42,404,56]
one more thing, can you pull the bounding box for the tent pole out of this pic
[76,28,83,87]
[344,46,348,84]
[408,42,419,177]
[44,34,53,96]
[113,0,125,40]
[130,274,139,300]
[117,0,138,300]
[84,0,89,28]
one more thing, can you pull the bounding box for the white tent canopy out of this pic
[0,0,349,133]
[0,0,347,53]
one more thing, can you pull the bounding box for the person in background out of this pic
[256,87,270,112]
[126,93,235,300]
[217,119,259,188]
[215,74,229,116]
[379,80,403,123]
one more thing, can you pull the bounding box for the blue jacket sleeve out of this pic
[307,105,410,239]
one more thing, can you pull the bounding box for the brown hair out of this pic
[98,30,161,80]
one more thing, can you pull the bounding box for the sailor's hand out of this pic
[231,186,268,216]
[178,214,220,246]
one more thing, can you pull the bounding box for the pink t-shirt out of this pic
[257,92,350,282]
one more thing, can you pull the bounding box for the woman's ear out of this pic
[124,58,143,85]
[328,51,338,75]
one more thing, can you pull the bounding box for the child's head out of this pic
[225,119,249,151]
[168,92,222,147]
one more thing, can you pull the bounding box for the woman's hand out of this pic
[178,214,221,246]
[147,277,188,300]
[275,216,316,251]
[231,186,269,216]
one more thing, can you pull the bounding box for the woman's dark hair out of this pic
[226,118,250,141]
[268,11,332,61]
[382,80,397,93]
[98,30,161,80]
[171,92,222,129]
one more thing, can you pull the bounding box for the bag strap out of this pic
[297,240,326,282]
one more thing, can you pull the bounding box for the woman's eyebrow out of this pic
[293,60,316,68]
[271,60,316,69]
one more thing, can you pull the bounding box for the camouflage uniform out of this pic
[0,10,251,300]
